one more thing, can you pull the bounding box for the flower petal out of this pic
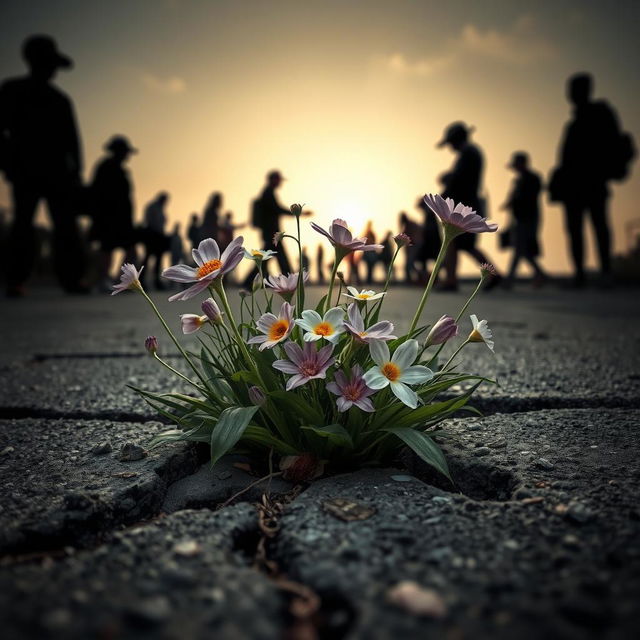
[162,264,198,283]
[167,279,211,302]
[399,365,434,384]
[363,367,389,390]
[197,238,221,263]
[390,381,419,408]
[392,339,418,369]
[368,339,390,367]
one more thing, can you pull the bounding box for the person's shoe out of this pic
[483,274,503,292]
[6,284,26,298]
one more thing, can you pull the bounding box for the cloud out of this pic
[377,15,556,77]
[141,73,187,94]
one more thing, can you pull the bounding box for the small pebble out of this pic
[473,447,491,457]
[91,441,112,455]
[537,457,554,470]
[387,581,447,618]
[119,442,146,462]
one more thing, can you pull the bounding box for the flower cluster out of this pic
[113,197,496,479]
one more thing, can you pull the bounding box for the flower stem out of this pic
[325,257,341,314]
[295,214,305,314]
[436,338,470,374]
[140,289,208,388]
[407,232,453,336]
[153,353,207,393]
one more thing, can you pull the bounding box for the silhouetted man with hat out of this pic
[89,135,138,292]
[436,122,501,290]
[0,35,86,296]
[243,170,310,286]
[557,73,622,287]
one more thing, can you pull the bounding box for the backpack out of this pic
[608,131,637,181]
[251,197,264,228]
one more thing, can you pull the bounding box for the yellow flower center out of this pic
[252,250,263,257]
[469,329,483,343]
[382,362,401,382]
[358,293,371,299]
[197,259,223,279]
[314,322,333,336]
[268,320,289,341]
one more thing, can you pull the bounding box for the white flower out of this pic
[243,248,277,262]
[363,339,433,409]
[295,307,345,344]
[468,314,494,352]
[343,286,385,302]
[180,314,209,334]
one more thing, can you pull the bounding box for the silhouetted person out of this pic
[416,195,442,281]
[436,122,501,291]
[89,135,137,292]
[218,210,246,251]
[0,35,87,296]
[170,223,185,266]
[142,192,169,290]
[380,232,394,281]
[501,152,548,288]
[201,192,221,242]
[300,247,310,273]
[557,73,623,287]
[243,170,310,286]
[316,243,325,284]
[399,212,423,284]
[361,220,379,284]
[187,213,201,253]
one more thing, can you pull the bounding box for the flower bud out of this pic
[272,231,285,246]
[480,263,497,277]
[336,271,345,283]
[201,297,223,325]
[290,203,303,217]
[425,315,458,346]
[144,336,158,354]
[248,386,266,406]
[252,272,263,293]
[239,289,250,298]
[394,233,412,248]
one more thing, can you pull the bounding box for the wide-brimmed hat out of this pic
[22,35,72,69]
[105,135,138,154]
[437,121,474,147]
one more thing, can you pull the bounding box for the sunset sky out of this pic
[1,0,638,276]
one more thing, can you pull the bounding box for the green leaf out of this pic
[315,294,328,314]
[210,406,259,466]
[301,423,353,448]
[269,390,323,425]
[244,425,298,455]
[383,426,451,480]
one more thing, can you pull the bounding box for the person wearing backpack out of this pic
[555,73,636,287]
[243,169,310,287]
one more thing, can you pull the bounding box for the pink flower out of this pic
[248,386,266,406]
[272,342,335,391]
[180,314,209,334]
[480,263,497,277]
[394,233,412,248]
[423,194,498,235]
[327,364,376,412]
[265,271,310,302]
[311,219,383,260]
[111,263,143,295]
[425,315,458,346]
[343,303,396,343]
[162,236,245,302]
[248,301,294,351]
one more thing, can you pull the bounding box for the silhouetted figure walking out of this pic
[89,135,138,292]
[362,221,379,284]
[416,195,442,281]
[399,212,423,284]
[170,223,185,266]
[436,122,502,291]
[556,73,627,287]
[187,213,201,253]
[218,211,246,251]
[502,152,548,288]
[142,192,169,290]
[0,35,87,296]
[316,244,325,284]
[243,170,309,286]
[201,192,222,243]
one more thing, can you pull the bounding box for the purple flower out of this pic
[248,386,266,406]
[327,364,376,413]
[162,236,245,301]
[272,342,335,391]
[425,315,458,346]
[394,233,412,248]
[248,301,294,351]
[111,263,143,295]
[343,303,396,343]
[423,194,498,235]
[144,336,158,354]
[265,271,310,302]
[310,219,383,260]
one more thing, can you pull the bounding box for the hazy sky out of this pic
[1,0,639,275]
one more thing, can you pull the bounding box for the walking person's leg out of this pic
[588,194,611,278]
[564,202,585,285]
[7,182,39,294]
